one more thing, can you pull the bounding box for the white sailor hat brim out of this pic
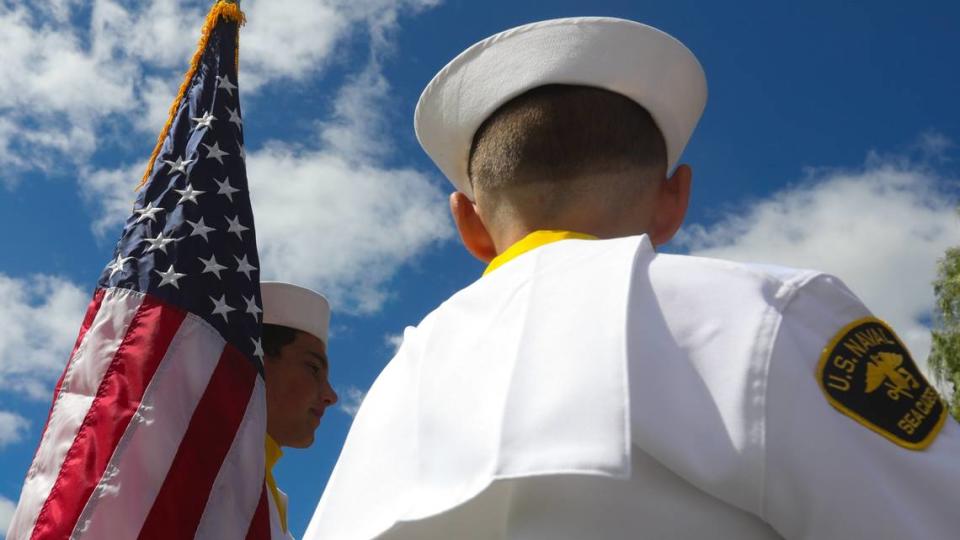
[261,281,331,345]
[414,17,708,200]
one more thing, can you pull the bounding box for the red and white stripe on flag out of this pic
[5,287,271,539]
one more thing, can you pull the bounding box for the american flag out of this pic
[6,3,276,538]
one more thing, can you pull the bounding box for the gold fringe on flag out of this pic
[137,0,246,190]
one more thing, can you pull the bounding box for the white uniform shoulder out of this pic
[627,251,819,516]
[631,250,960,538]
[650,251,825,304]
[762,272,960,538]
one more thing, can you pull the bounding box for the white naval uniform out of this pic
[305,233,960,539]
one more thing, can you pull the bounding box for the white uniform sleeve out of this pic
[763,274,960,539]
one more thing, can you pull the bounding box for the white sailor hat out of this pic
[261,282,331,344]
[414,17,707,200]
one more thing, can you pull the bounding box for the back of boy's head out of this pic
[467,84,668,222]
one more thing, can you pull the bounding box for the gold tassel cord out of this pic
[137,1,246,190]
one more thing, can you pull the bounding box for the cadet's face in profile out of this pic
[264,332,338,448]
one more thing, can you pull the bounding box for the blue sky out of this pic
[0,0,958,536]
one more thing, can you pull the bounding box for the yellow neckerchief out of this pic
[265,435,288,532]
[484,230,597,275]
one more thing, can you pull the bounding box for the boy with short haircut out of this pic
[306,18,960,539]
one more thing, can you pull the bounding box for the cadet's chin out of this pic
[288,430,315,449]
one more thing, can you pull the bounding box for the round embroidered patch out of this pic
[817,317,946,450]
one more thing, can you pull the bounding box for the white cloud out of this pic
[247,144,451,314]
[82,162,143,238]
[0,0,442,183]
[248,150,451,313]
[0,2,134,180]
[0,495,16,539]
[677,147,959,374]
[135,75,183,135]
[0,411,29,449]
[337,385,367,417]
[240,0,347,90]
[384,332,404,353]
[0,118,27,181]
[91,0,207,71]
[319,63,393,161]
[0,3,133,113]
[246,4,453,314]
[0,274,89,400]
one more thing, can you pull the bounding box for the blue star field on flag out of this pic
[99,15,263,367]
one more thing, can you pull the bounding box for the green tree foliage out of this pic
[930,245,960,420]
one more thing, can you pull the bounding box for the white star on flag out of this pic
[191,111,216,129]
[217,75,237,96]
[174,184,206,205]
[251,337,264,360]
[214,177,240,202]
[161,156,195,177]
[243,295,262,321]
[154,265,186,289]
[202,141,230,164]
[143,232,178,254]
[185,217,216,242]
[107,254,134,278]
[234,255,257,279]
[226,215,249,239]
[199,254,229,279]
[226,107,242,129]
[134,202,164,223]
[209,295,235,322]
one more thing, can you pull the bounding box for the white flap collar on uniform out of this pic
[306,235,654,540]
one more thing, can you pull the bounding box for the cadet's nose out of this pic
[323,382,338,406]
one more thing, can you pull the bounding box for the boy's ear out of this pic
[450,192,498,263]
[647,164,692,246]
